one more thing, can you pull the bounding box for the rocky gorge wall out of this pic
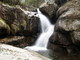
[0,0,80,54]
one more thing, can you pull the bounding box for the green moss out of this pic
[0,1,2,4]
[0,18,10,33]
[21,20,27,29]
[11,24,20,33]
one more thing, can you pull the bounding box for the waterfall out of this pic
[35,9,54,48]
[25,9,54,51]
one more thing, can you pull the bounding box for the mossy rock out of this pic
[0,0,20,6]
[0,18,10,33]
[20,20,27,30]
[11,24,20,34]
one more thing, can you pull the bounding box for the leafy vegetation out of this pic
[23,0,44,7]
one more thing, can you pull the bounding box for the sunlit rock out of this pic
[0,44,51,60]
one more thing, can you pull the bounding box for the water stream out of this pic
[21,8,80,60]
[24,9,54,51]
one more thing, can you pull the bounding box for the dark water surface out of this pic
[52,52,80,60]
[36,49,80,60]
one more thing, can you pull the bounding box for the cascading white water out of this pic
[35,9,54,48]
[25,9,54,51]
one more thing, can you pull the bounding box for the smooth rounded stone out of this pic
[40,2,57,17]
[0,44,51,60]
[48,0,80,53]
[56,0,80,43]
[39,2,58,23]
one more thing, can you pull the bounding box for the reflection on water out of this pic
[52,51,80,60]
[37,49,80,60]
[36,49,53,59]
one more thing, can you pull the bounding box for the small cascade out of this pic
[25,8,54,51]
[37,9,51,33]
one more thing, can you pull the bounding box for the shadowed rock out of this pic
[48,0,80,53]
[55,0,71,7]
[0,2,40,37]
[39,2,58,24]
[0,2,41,47]
[0,36,36,48]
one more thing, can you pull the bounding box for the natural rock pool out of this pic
[36,49,80,60]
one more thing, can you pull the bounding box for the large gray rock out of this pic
[0,44,51,60]
[48,0,80,53]
[0,3,40,37]
[39,2,58,23]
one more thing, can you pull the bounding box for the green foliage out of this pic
[24,0,44,7]
[0,0,44,7]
